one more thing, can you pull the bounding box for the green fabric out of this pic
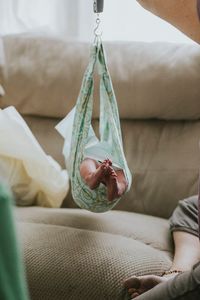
[0,184,29,300]
[69,39,132,212]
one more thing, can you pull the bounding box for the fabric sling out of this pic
[0,184,29,300]
[69,38,132,213]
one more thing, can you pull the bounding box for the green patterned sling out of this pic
[69,38,132,213]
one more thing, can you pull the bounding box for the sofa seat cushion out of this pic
[15,207,173,300]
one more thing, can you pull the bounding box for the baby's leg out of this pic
[80,158,108,189]
[116,169,128,195]
[106,168,128,201]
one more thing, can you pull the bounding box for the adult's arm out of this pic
[136,0,200,43]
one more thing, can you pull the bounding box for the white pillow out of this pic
[0,106,69,207]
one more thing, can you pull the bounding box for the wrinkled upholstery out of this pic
[0,34,200,299]
[1,35,200,120]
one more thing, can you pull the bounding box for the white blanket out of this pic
[0,106,69,207]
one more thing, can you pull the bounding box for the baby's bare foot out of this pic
[123,273,179,299]
[104,158,112,166]
[106,166,119,201]
[106,166,128,201]
[84,159,109,189]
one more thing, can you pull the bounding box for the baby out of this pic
[80,158,128,202]
[56,107,130,202]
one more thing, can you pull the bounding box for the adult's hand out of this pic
[136,0,200,43]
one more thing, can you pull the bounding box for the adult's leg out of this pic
[124,196,200,298]
[131,262,200,300]
[170,231,200,272]
[124,231,200,298]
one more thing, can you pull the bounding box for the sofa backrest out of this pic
[1,35,200,120]
[0,34,200,218]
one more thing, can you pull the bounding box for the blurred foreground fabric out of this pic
[0,184,29,300]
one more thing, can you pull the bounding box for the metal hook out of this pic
[94,14,102,37]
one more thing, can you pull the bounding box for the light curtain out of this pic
[0,0,94,40]
[102,0,194,43]
[0,0,194,43]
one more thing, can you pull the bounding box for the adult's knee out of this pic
[169,195,199,237]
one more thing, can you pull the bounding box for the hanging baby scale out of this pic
[57,0,132,212]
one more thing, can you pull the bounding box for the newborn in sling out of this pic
[56,39,132,212]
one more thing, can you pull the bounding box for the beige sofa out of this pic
[0,34,200,300]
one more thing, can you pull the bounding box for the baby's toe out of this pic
[123,276,141,289]
[128,288,137,294]
[131,292,140,299]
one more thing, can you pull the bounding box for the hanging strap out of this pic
[98,42,123,144]
[69,41,99,179]
[98,40,132,189]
